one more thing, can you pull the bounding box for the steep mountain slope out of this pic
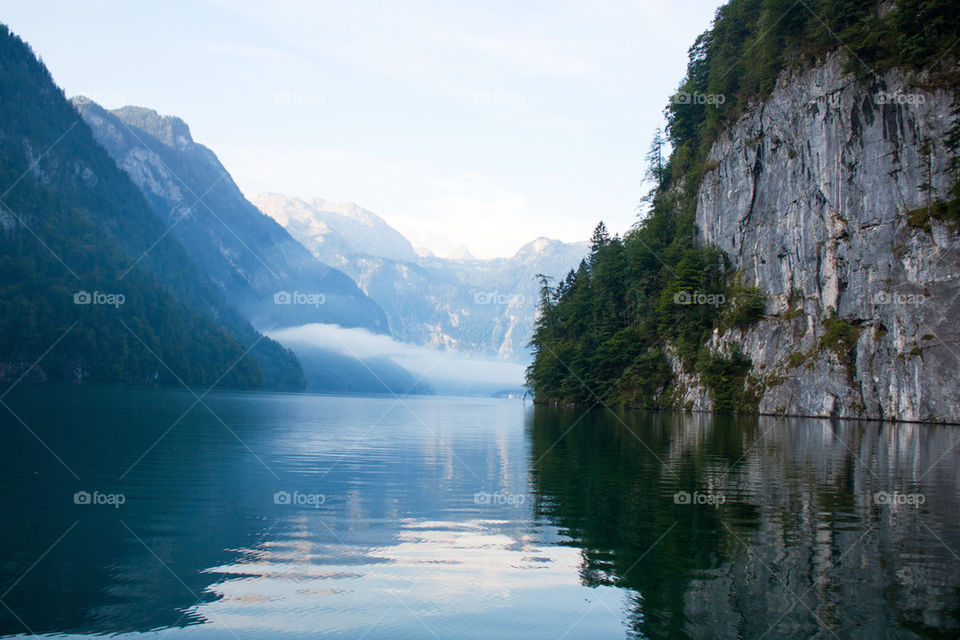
[526,0,960,422]
[255,193,587,360]
[73,102,388,333]
[0,24,302,389]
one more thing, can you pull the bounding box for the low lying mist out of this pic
[269,323,528,397]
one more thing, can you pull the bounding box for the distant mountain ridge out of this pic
[0,21,570,394]
[255,192,419,266]
[74,101,389,334]
[255,193,587,361]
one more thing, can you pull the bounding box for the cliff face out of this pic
[689,53,959,422]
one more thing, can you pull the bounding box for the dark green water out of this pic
[1,385,958,639]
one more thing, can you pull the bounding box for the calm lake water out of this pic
[1,385,959,639]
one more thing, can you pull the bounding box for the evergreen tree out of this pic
[588,222,610,264]
[644,127,667,191]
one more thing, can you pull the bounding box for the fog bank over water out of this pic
[269,323,527,396]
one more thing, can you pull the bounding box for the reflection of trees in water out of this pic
[527,406,960,639]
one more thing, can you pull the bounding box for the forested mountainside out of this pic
[527,0,960,422]
[0,24,303,389]
[256,193,586,360]
[74,101,388,333]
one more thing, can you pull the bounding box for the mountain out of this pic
[73,103,388,334]
[257,193,418,265]
[526,0,960,422]
[414,237,590,358]
[254,193,587,361]
[0,23,303,389]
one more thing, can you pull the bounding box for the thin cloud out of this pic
[270,323,527,392]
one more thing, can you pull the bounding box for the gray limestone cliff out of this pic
[686,53,959,422]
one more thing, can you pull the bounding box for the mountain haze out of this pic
[255,193,587,361]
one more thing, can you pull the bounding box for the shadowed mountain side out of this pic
[73,101,388,334]
[0,24,302,389]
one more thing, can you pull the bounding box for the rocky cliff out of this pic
[687,53,959,422]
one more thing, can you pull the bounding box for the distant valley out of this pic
[255,193,587,362]
[74,97,586,369]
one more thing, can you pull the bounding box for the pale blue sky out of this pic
[4,0,723,258]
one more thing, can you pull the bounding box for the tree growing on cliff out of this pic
[644,127,667,191]
[526,0,960,410]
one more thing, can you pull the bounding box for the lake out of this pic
[1,385,959,639]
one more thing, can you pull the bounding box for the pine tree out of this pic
[644,127,667,190]
[588,222,610,264]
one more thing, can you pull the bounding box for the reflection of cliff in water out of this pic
[527,406,960,639]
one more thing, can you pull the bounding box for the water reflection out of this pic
[1,386,958,639]
[528,406,960,639]
[0,387,623,639]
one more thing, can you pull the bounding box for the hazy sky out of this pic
[4,0,723,258]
